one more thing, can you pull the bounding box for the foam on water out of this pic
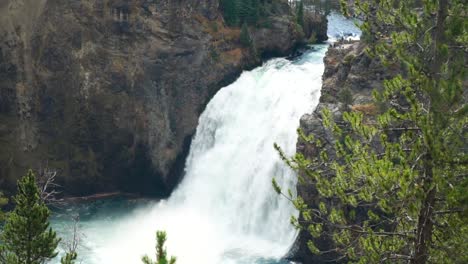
[71,45,326,264]
[327,11,362,42]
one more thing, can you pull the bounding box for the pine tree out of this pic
[142,231,176,264]
[220,0,238,26]
[251,0,260,25]
[240,22,253,47]
[275,0,467,262]
[0,170,61,264]
[221,0,267,27]
[296,0,304,28]
[238,0,252,24]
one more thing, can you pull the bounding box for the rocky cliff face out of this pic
[0,0,324,196]
[290,41,395,263]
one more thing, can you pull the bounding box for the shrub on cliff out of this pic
[240,22,253,47]
[275,0,467,262]
[0,193,7,222]
[338,87,353,110]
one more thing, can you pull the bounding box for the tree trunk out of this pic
[413,167,435,264]
[412,1,448,262]
[429,0,448,77]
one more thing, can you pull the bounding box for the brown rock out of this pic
[0,0,325,196]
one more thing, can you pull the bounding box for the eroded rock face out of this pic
[289,41,393,263]
[0,0,319,196]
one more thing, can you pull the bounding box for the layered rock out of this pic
[0,0,324,196]
[290,41,395,263]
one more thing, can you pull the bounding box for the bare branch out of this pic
[36,162,64,207]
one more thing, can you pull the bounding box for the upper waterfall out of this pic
[84,45,327,264]
[50,12,361,264]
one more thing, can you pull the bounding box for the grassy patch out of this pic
[351,103,378,116]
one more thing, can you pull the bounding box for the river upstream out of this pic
[51,12,360,264]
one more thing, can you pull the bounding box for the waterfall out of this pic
[51,12,361,264]
[81,46,327,264]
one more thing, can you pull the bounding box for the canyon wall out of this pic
[290,41,395,263]
[0,0,324,196]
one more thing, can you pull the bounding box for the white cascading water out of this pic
[51,12,361,264]
[80,46,327,264]
[327,11,362,42]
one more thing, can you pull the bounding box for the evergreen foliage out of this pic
[338,87,353,110]
[142,231,176,264]
[220,0,271,27]
[296,0,304,28]
[220,0,238,26]
[0,170,61,264]
[275,0,467,263]
[60,252,78,264]
[238,0,260,25]
[0,193,7,222]
[240,22,253,47]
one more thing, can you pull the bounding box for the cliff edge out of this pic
[290,41,395,263]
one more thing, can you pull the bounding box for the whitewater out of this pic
[51,12,361,264]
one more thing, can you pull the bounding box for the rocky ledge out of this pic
[289,41,396,263]
[0,0,326,196]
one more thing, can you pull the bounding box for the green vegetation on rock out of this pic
[275,0,467,263]
[296,0,304,28]
[338,87,353,110]
[220,0,281,27]
[240,22,253,47]
[220,0,239,26]
[0,193,7,222]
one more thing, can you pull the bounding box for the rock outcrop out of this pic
[0,0,324,196]
[290,41,395,263]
